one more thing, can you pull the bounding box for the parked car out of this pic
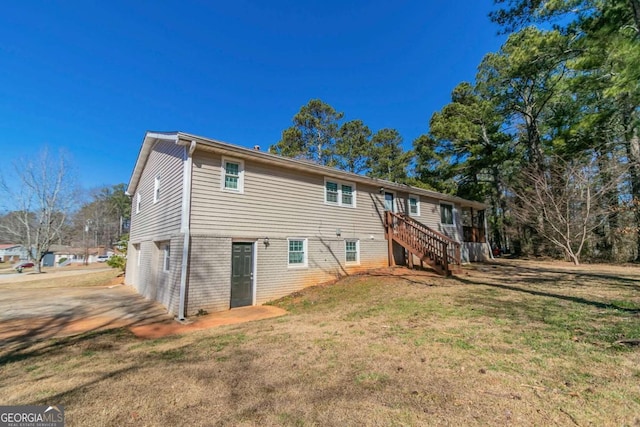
[14,261,34,272]
[97,255,110,262]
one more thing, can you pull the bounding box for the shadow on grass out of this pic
[454,275,640,314]
[472,260,640,291]
[0,290,172,366]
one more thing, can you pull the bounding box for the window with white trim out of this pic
[222,157,244,193]
[153,175,160,203]
[324,178,356,207]
[136,193,141,214]
[408,195,420,216]
[345,239,359,264]
[288,238,307,267]
[162,243,171,272]
[440,203,454,225]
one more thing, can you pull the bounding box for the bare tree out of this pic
[509,155,625,265]
[0,148,76,273]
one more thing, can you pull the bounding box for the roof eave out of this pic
[126,131,180,195]
[177,132,487,210]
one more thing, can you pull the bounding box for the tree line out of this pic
[272,0,640,264]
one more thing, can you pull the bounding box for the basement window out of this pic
[345,239,360,264]
[288,238,308,267]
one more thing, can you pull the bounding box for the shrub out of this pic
[107,255,126,271]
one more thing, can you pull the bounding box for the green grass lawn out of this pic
[1,260,639,426]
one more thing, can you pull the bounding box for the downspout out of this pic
[178,140,196,321]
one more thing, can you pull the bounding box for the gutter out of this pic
[177,140,197,320]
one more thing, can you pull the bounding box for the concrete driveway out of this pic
[0,269,288,345]
[0,283,172,346]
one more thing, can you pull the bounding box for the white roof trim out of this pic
[127,131,179,195]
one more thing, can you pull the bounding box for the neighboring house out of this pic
[126,131,491,319]
[0,244,29,263]
[50,245,112,265]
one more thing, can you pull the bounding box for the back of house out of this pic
[126,131,489,318]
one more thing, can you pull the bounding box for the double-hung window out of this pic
[408,195,420,216]
[341,184,353,206]
[222,157,244,193]
[324,178,356,207]
[136,193,141,214]
[440,203,454,225]
[326,181,338,203]
[288,238,307,267]
[345,239,359,264]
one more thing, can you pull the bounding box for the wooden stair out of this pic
[384,211,461,276]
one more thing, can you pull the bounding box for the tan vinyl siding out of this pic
[190,151,389,239]
[417,196,444,229]
[129,140,184,243]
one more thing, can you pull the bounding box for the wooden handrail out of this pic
[385,211,461,275]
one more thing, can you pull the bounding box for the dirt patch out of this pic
[129,306,287,339]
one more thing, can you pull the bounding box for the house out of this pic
[126,131,491,319]
[0,244,29,263]
[49,245,111,266]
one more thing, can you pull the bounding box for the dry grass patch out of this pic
[1,260,639,426]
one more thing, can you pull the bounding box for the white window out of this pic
[163,243,171,272]
[341,184,353,206]
[136,193,141,214]
[408,195,420,216]
[326,181,338,203]
[440,203,454,225]
[345,239,360,264]
[288,238,307,267]
[153,175,160,204]
[324,178,356,207]
[222,157,244,193]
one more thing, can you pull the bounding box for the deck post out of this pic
[442,241,449,275]
[386,211,395,267]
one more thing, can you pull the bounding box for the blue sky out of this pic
[0,1,505,191]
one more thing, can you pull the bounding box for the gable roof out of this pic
[128,131,486,210]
